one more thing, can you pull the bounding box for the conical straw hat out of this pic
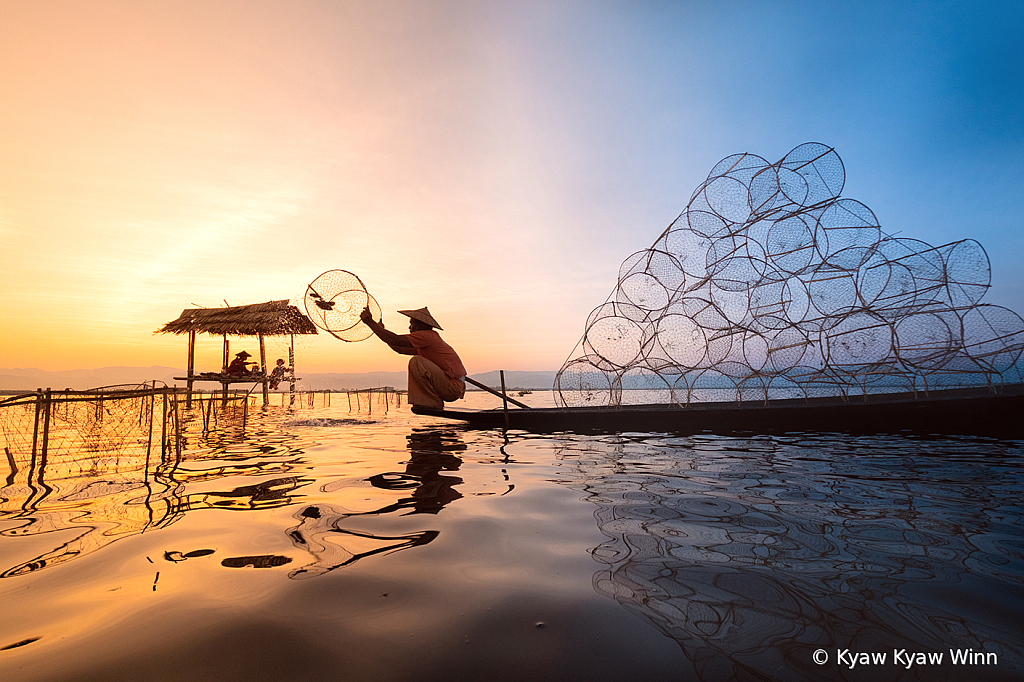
[397,307,443,330]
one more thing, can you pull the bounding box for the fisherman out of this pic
[225,351,255,377]
[360,306,466,409]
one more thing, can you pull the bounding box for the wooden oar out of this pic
[464,376,532,409]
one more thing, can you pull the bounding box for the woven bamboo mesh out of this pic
[304,270,381,342]
[0,388,316,578]
[556,143,1024,406]
[0,388,157,477]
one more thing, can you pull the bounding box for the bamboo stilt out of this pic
[146,391,155,461]
[40,388,51,465]
[259,332,268,406]
[500,371,510,431]
[173,391,181,457]
[161,391,168,455]
[186,330,195,408]
[289,336,296,403]
[30,390,41,467]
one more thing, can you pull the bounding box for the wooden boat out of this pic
[412,384,1024,438]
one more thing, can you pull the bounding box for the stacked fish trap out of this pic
[556,143,1024,407]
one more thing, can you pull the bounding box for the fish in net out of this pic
[304,270,381,342]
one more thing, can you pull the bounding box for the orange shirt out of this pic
[406,330,466,380]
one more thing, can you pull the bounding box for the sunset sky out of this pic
[1,0,1022,375]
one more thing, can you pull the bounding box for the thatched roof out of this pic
[156,300,318,336]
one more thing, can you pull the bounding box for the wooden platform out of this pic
[174,374,300,385]
[176,374,259,384]
[411,384,1024,438]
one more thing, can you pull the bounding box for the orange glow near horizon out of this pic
[5,2,1021,376]
[0,1,621,375]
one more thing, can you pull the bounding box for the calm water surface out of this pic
[1,392,1022,681]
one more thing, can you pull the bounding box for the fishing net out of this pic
[556,142,1024,406]
[304,270,381,342]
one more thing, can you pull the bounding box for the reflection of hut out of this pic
[156,300,318,405]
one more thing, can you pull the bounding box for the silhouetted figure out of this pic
[269,358,290,389]
[225,351,256,377]
[360,306,466,409]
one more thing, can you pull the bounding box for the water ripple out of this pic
[556,432,1024,680]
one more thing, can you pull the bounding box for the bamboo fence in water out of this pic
[0,385,406,486]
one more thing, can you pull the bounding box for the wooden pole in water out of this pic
[142,388,155,518]
[258,332,268,406]
[37,389,52,497]
[198,391,206,431]
[139,381,147,426]
[221,335,230,406]
[31,389,41,466]
[289,334,296,406]
[173,391,182,457]
[40,388,51,464]
[186,330,195,408]
[161,390,168,455]
[500,371,510,431]
[146,389,155,460]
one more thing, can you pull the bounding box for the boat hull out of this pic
[412,386,1024,438]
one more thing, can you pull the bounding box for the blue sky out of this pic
[1,0,1021,373]
[525,0,1024,272]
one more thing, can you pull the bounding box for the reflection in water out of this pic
[0,406,314,579]
[222,555,294,569]
[164,549,215,562]
[178,476,310,512]
[5,391,1021,681]
[372,429,467,515]
[557,434,1024,680]
[286,505,439,579]
[1,403,480,583]
[284,428,469,578]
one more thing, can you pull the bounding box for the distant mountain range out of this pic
[0,367,558,392]
[6,365,1022,395]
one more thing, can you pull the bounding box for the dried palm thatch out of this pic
[156,300,318,337]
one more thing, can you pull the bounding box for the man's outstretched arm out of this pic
[361,307,417,355]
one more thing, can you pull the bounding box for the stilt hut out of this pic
[157,300,318,406]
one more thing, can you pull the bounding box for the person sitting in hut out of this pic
[360,306,466,409]
[269,358,291,389]
[226,351,256,377]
